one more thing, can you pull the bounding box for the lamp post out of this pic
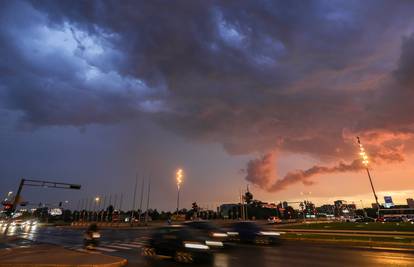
[94,197,100,222]
[176,169,183,214]
[300,191,312,220]
[357,137,380,217]
[94,197,100,210]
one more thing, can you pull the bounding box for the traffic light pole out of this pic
[11,178,81,214]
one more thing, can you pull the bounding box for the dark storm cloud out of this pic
[2,0,414,191]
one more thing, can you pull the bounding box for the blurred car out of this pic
[267,216,282,224]
[355,217,375,223]
[10,219,24,227]
[183,221,228,248]
[142,225,213,263]
[345,216,362,222]
[22,219,38,227]
[384,217,403,222]
[227,221,281,245]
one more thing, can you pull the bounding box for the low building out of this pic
[334,200,356,217]
[316,204,335,216]
[219,204,239,219]
[407,198,414,208]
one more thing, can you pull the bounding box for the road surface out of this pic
[1,225,414,266]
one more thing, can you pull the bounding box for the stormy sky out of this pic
[1,0,414,210]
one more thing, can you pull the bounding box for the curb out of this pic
[0,259,127,267]
[282,237,414,252]
[0,245,128,267]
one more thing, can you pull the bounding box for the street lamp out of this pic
[94,197,100,211]
[357,137,380,216]
[176,168,183,214]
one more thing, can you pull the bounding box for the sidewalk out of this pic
[0,244,127,267]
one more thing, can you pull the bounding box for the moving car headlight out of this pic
[205,241,223,247]
[92,232,101,238]
[184,242,210,250]
[212,232,228,237]
[259,231,280,236]
[226,231,239,236]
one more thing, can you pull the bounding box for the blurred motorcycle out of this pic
[84,223,101,249]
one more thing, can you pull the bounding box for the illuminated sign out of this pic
[384,196,394,208]
[49,208,63,216]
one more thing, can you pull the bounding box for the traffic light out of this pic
[69,184,81,189]
[59,202,62,207]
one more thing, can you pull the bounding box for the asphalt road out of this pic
[2,225,414,266]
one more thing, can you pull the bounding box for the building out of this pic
[407,198,414,208]
[334,200,356,217]
[317,204,335,216]
[384,196,395,208]
[219,204,239,219]
[261,202,278,209]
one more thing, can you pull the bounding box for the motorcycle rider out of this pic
[84,223,100,249]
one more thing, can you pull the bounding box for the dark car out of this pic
[142,225,213,263]
[228,221,281,245]
[183,221,228,248]
[384,217,403,222]
[355,217,375,223]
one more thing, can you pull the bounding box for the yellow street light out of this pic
[176,168,183,190]
[176,168,184,213]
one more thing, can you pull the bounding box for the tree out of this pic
[107,205,114,221]
[244,191,253,204]
[191,202,199,212]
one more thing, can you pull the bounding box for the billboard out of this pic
[384,196,394,208]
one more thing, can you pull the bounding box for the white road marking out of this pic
[104,244,133,250]
[129,241,145,245]
[114,243,141,248]
[94,246,117,252]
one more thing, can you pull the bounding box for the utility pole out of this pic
[239,188,244,220]
[360,200,368,217]
[102,195,107,221]
[145,175,151,225]
[245,185,249,220]
[114,194,118,210]
[131,174,138,225]
[139,176,145,223]
[119,193,123,211]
